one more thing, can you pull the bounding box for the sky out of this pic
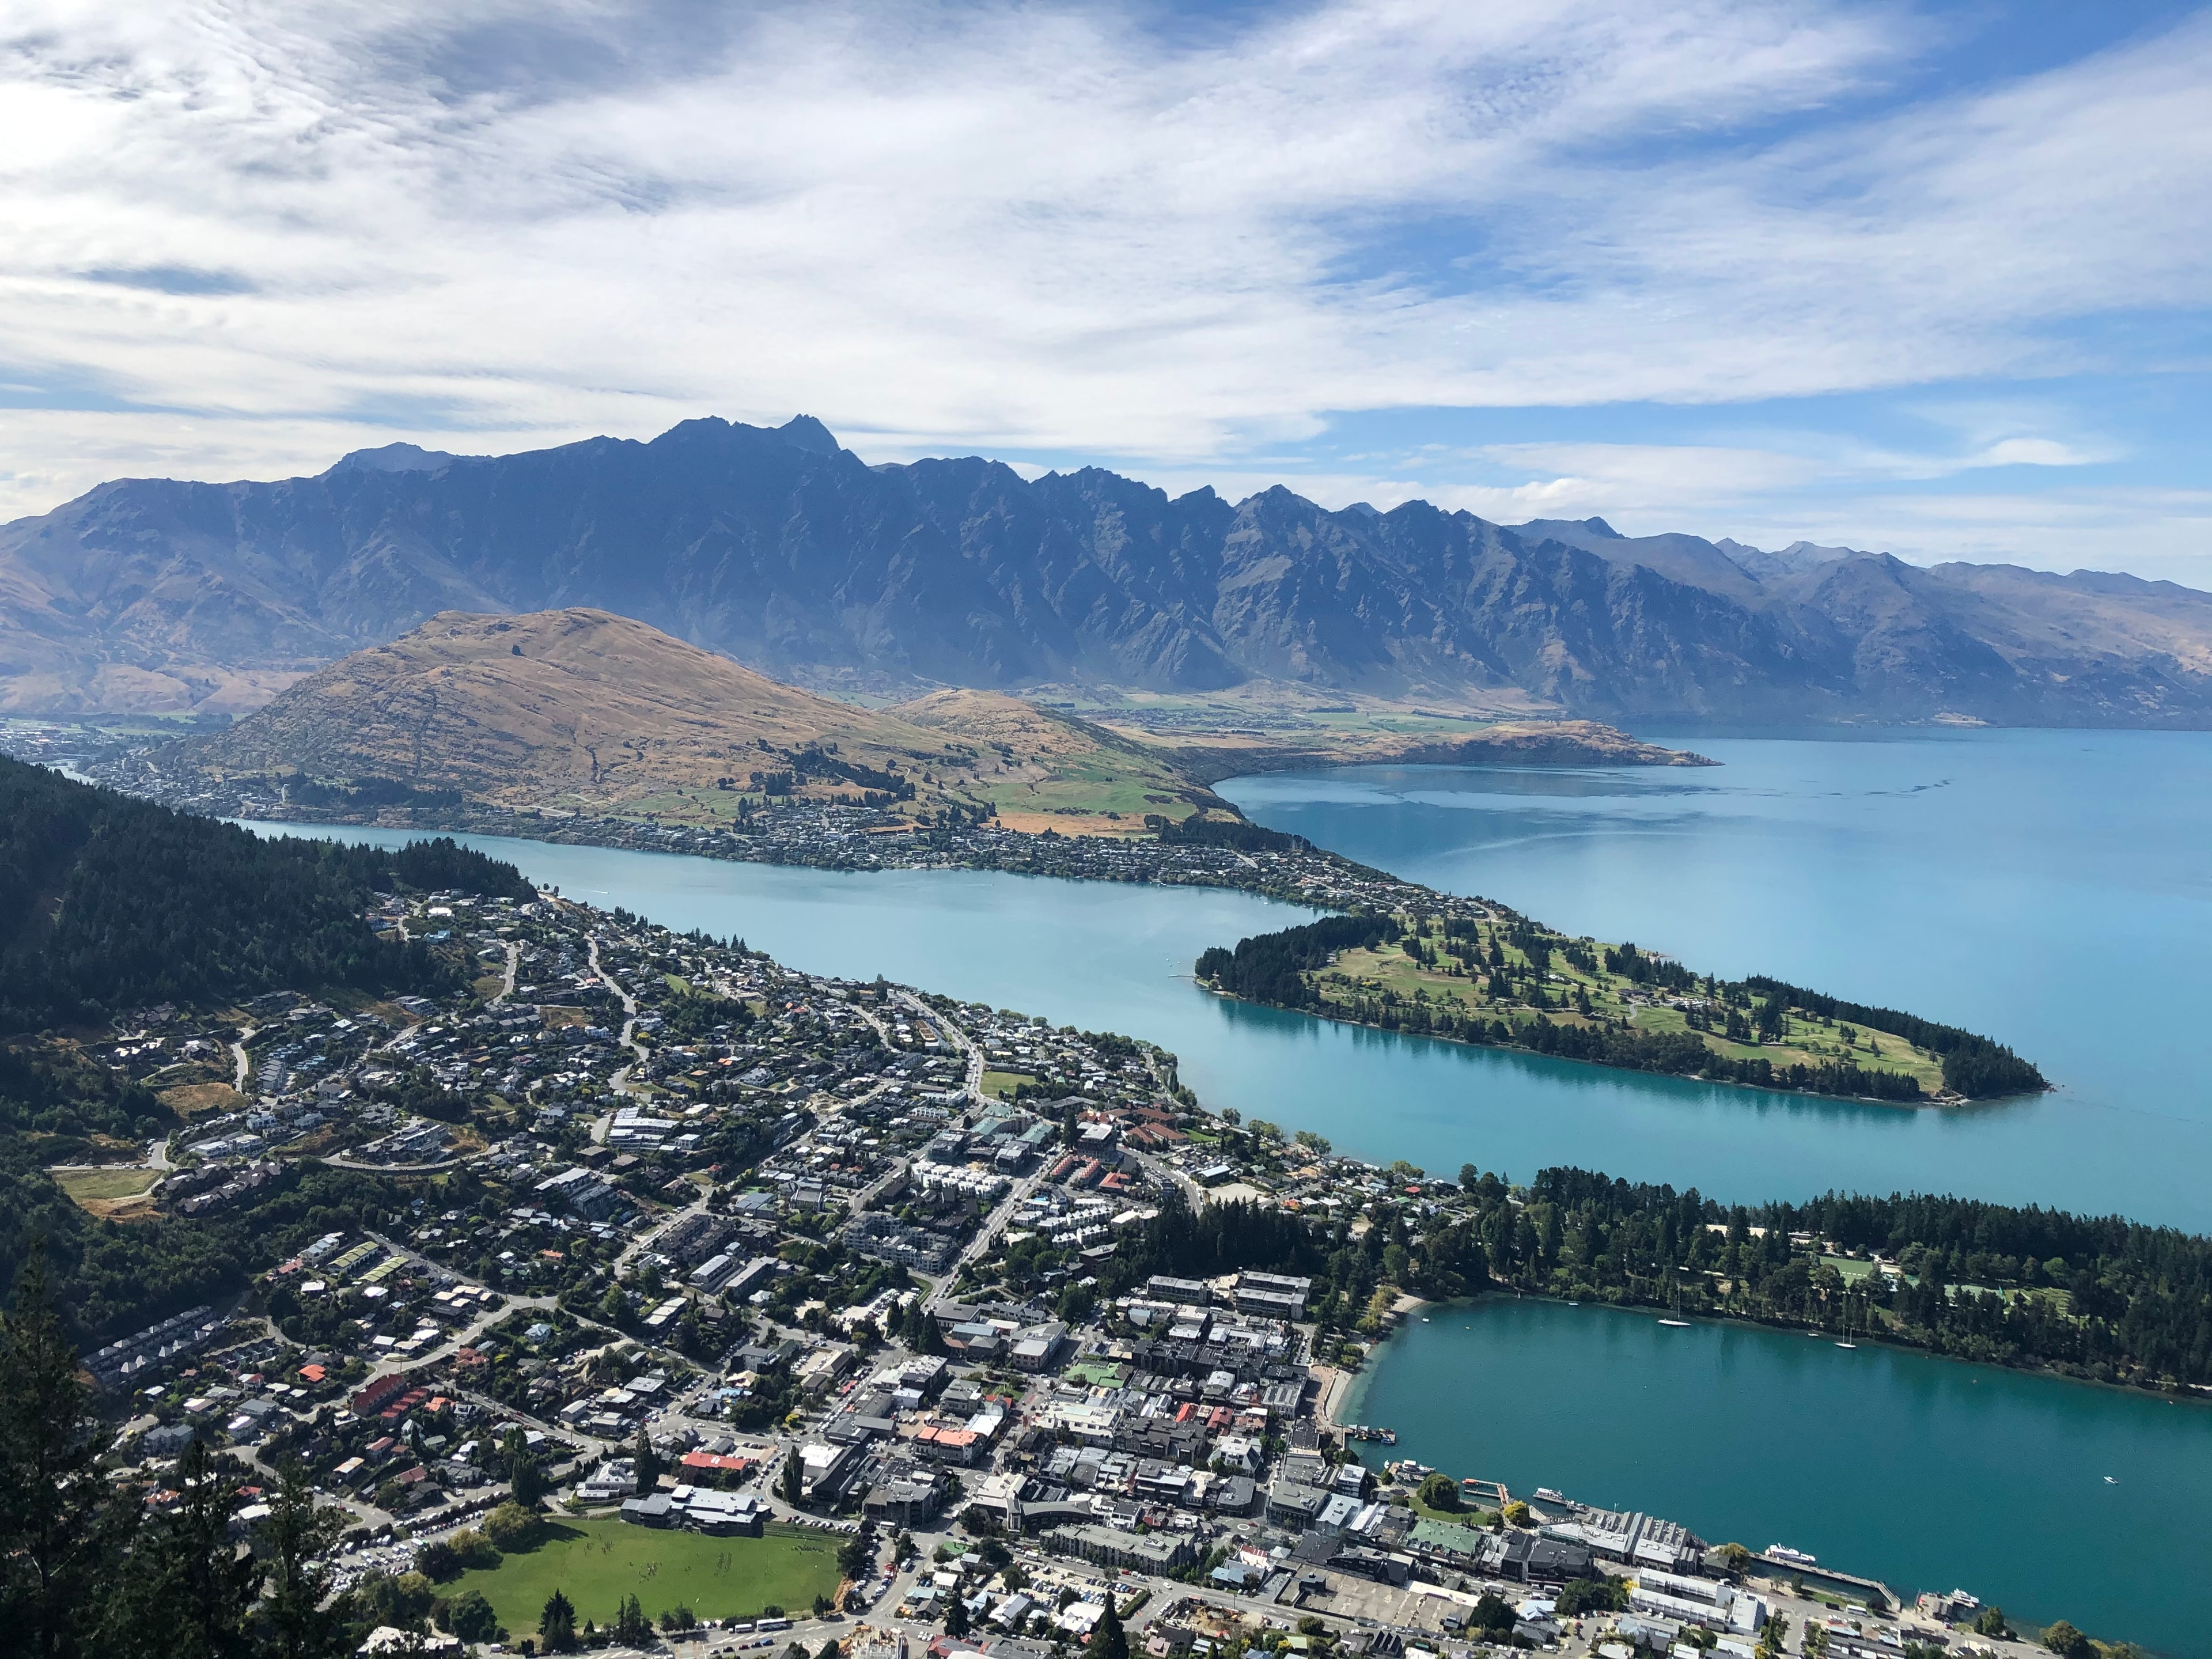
[2,0,2209,582]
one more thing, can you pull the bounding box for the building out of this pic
[1232,1271,1311,1321]
[1046,1523,1196,1575]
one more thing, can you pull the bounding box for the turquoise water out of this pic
[1342,1299,2212,1656]
[1219,727,2212,1227]
[238,728,2212,1655]
[254,733,2212,1228]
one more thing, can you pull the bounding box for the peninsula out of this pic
[41,609,2040,1108]
[0,755,2179,1659]
[1193,909,2046,1104]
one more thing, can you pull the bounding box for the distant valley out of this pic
[5,414,2210,726]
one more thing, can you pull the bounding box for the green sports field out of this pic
[444,1520,842,1635]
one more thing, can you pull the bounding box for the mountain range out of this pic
[5,415,2209,726]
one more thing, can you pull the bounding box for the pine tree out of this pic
[1092,1593,1128,1659]
[0,1257,113,1659]
[540,1589,578,1653]
[101,1438,259,1659]
[255,1459,346,1659]
[779,1448,805,1507]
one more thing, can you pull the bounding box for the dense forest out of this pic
[1194,913,1403,1007]
[0,756,533,1030]
[1150,815,1315,854]
[1118,1168,2212,1388]
[1195,910,2043,1101]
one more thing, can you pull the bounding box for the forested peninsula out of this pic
[1111,1165,2212,1389]
[1196,908,2046,1103]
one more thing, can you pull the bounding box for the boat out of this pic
[1535,1488,1567,1505]
[1658,1319,1692,1328]
[2104,1476,2118,1484]
[1767,1545,1818,1568]
[1421,1316,1430,1323]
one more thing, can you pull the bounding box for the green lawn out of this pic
[52,1165,159,1203]
[980,1070,1037,1101]
[444,1520,842,1635]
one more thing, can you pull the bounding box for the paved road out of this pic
[590,932,653,1099]
[923,1168,1042,1314]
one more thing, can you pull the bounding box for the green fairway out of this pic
[444,1520,842,1635]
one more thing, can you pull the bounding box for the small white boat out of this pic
[1835,1340,1857,1349]
[1658,1318,1692,1328]
[1767,1544,1818,1568]
[1535,1488,1567,1504]
[2104,1476,2118,1484]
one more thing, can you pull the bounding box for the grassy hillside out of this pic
[890,687,1226,831]
[170,608,1226,832]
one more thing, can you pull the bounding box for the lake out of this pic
[237,725,2212,1655]
[1221,726,2212,1228]
[252,728,2212,1229]
[1341,1298,2212,1656]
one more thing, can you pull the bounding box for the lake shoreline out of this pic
[1337,1293,2212,1653]
[203,792,2037,1111]
[1193,983,2049,1110]
[1350,1287,2212,1419]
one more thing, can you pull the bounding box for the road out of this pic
[892,990,985,1100]
[230,1024,258,1092]
[590,931,653,1103]
[923,1168,1043,1314]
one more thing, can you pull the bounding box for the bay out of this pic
[1342,1299,2212,1656]
[249,746,2212,1227]
[1219,726,2212,1227]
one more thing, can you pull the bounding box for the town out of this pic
[62,883,2072,1659]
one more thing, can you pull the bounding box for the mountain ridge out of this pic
[5,414,2209,726]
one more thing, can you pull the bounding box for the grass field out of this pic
[444,1520,842,1636]
[1324,931,1945,1094]
[52,1165,160,1203]
[980,1070,1037,1101]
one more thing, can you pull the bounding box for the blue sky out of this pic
[1,0,2208,581]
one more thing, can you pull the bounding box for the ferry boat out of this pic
[1767,1544,1819,1568]
[1535,1487,1568,1505]
[1342,1424,1399,1445]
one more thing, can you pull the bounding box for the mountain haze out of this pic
[5,416,2209,725]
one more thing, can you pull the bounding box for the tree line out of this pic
[1743,975,2044,1097]
[0,757,533,1032]
[1194,914,1403,1009]
[1195,907,2043,1101]
[1114,1167,2212,1388]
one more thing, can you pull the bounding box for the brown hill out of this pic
[170,608,1228,830]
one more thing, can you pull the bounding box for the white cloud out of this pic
[0,0,2205,554]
